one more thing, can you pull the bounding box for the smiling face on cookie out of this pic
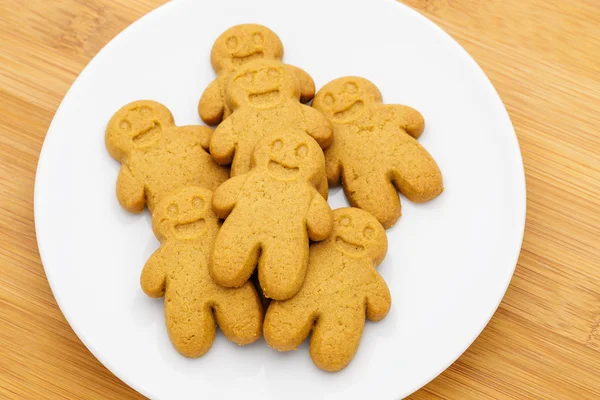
[252,131,324,182]
[312,77,383,124]
[210,24,284,72]
[105,100,174,160]
[329,208,387,262]
[227,60,300,109]
[153,187,219,242]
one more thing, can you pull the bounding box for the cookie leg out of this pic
[164,284,216,358]
[342,170,401,229]
[210,222,260,288]
[309,310,365,372]
[263,297,316,351]
[213,282,263,345]
[258,238,308,300]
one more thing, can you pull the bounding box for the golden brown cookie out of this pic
[141,186,263,358]
[209,59,332,199]
[312,77,443,228]
[105,100,230,213]
[210,131,333,301]
[198,24,315,125]
[264,207,390,372]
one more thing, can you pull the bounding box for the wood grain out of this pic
[0,0,598,398]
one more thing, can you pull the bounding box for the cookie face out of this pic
[210,24,284,73]
[312,77,382,124]
[331,208,387,263]
[252,130,323,183]
[141,186,263,358]
[263,207,391,372]
[105,100,174,161]
[227,59,300,109]
[152,187,217,241]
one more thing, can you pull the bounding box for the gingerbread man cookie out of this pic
[312,77,443,228]
[198,24,315,125]
[210,131,333,301]
[264,207,390,372]
[210,59,332,197]
[141,186,263,357]
[105,100,229,213]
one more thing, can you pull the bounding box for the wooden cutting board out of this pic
[1,1,598,398]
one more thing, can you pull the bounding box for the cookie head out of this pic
[252,131,324,182]
[210,24,284,72]
[227,60,300,109]
[330,208,387,262]
[152,187,218,241]
[312,77,383,124]
[105,100,174,160]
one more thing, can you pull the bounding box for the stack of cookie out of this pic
[105,24,443,372]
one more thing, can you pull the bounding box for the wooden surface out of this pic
[1,0,599,398]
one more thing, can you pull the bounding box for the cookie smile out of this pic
[174,218,206,239]
[268,160,299,179]
[249,89,280,105]
[133,121,162,146]
[334,236,365,256]
[333,100,364,121]
[232,51,264,66]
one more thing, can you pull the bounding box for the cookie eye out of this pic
[167,203,179,218]
[363,226,374,239]
[237,71,254,86]
[267,68,279,79]
[339,215,351,227]
[295,144,308,158]
[344,82,358,94]
[138,106,151,116]
[226,36,239,51]
[323,93,335,107]
[129,105,153,119]
[119,119,131,130]
[271,139,283,152]
[252,32,264,46]
[192,196,205,209]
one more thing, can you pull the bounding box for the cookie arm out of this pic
[285,65,315,103]
[301,105,334,149]
[365,271,391,322]
[382,105,425,139]
[209,116,237,165]
[140,248,167,298]
[178,125,213,151]
[317,173,329,200]
[324,147,342,187]
[212,174,247,219]
[198,79,225,126]
[116,164,145,213]
[305,192,333,241]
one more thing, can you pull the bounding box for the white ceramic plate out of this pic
[34,0,526,398]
